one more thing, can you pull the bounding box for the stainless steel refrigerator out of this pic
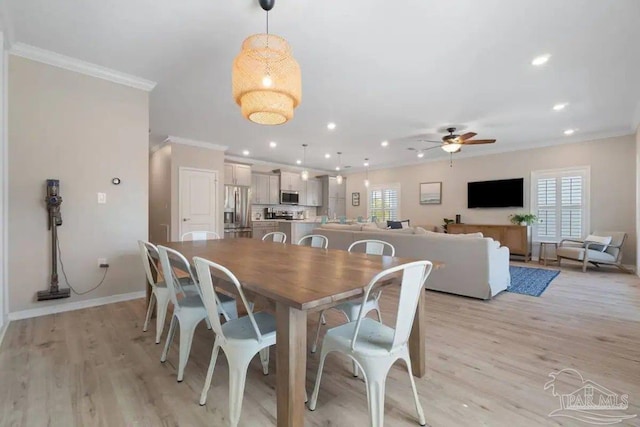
[223,186,252,238]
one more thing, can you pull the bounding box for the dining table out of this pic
[153,238,441,427]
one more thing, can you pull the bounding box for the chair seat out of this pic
[557,247,616,263]
[333,298,378,320]
[222,312,276,342]
[324,318,395,356]
[178,294,208,309]
[155,276,194,289]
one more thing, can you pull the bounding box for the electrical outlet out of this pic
[98,258,107,268]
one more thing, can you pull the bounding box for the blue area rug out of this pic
[507,266,560,297]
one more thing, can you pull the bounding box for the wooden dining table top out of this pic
[159,238,441,311]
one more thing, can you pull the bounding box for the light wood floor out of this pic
[1,262,639,426]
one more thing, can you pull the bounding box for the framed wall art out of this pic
[419,182,442,205]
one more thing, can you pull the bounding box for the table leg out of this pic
[276,302,307,427]
[409,289,426,378]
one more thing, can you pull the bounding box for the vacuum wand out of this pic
[37,179,70,301]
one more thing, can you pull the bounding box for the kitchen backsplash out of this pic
[251,204,318,220]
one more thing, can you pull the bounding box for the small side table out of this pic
[539,241,559,266]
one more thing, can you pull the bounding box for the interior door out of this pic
[179,168,218,239]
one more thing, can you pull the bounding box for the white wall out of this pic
[347,134,637,265]
[8,56,149,312]
[0,31,7,332]
[636,125,640,274]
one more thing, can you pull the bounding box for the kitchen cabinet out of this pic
[225,163,252,186]
[320,176,346,217]
[252,221,279,240]
[278,221,318,245]
[280,171,302,192]
[305,178,322,206]
[268,175,280,204]
[251,174,280,205]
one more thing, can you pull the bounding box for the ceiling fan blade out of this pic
[459,132,477,141]
[418,139,444,144]
[423,145,444,151]
[462,139,496,145]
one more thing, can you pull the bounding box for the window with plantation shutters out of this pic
[531,167,589,241]
[368,184,401,221]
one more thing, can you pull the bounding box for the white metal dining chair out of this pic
[157,245,238,382]
[311,239,396,366]
[139,240,198,344]
[309,260,433,427]
[194,256,277,427]
[262,231,287,243]
[297,234,329,249]
[181,231,221,241]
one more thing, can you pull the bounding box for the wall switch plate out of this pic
[98,258,107,267]
[98,192,107,204]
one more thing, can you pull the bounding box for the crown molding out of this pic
[224,154,333,175]
[164,135,228,152]
[9,42,157,92]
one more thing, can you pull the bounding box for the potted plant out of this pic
[509,213,538,226]
[443,218,455,232]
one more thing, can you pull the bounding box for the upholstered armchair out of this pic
[556,231,631,273]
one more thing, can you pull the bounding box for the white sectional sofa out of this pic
[313,224,510,299]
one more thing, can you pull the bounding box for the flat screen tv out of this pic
[468,178,524,208]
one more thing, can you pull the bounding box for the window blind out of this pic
[531,168,588,241]
[368,185,400,221]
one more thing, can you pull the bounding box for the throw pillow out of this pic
[584,234,612,252]
[387,220,410,229]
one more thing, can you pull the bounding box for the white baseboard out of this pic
[0,320,9,349]
[8,290,146,321]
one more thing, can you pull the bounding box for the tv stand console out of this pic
[447,223,531,262]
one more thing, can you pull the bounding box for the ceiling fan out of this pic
[416,127,496,153]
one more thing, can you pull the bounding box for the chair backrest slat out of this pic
[297,234,329,249]
[350,261,432,353]
[157,245,201,309]
[138,240,161,288]
[263,231,287,243]
[348,239,395,257]
[194,257,263,343]
[181,231,221,242]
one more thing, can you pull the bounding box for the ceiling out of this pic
[5,0,640,172]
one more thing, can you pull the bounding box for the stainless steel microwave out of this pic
[280,191,299,205]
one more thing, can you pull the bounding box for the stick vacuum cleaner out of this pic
[37,179,71,301]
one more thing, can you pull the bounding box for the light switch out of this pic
[98,192,107,204]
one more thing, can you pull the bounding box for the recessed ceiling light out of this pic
[327,122,336,130]
[324,153,331,159]
[296,159,302,165]
[269,141,277,148]
[363,161,369,167]
[531,54,551,66]
[381,140,389,147]
[553,103,568,111]
[563,129,575,135]
[335,166,340,171]
[417,152,425,158]
[242,149,250,156]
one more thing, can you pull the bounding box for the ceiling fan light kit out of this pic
[232,0,301,125]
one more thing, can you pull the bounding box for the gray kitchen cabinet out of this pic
[269,175,280,204]
[251,174,270,204]
[252,221,278,240]
[306,178,321,206]
[280,171,302,192]
[320,176,346,217]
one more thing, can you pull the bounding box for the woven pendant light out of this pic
[232,0,301,125]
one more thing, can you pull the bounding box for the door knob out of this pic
[183,218,190,222]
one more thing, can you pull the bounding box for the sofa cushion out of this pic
[557,246,616,262]
[584,234,612,252]
[319,223,362,231]
[387,227,416,234]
